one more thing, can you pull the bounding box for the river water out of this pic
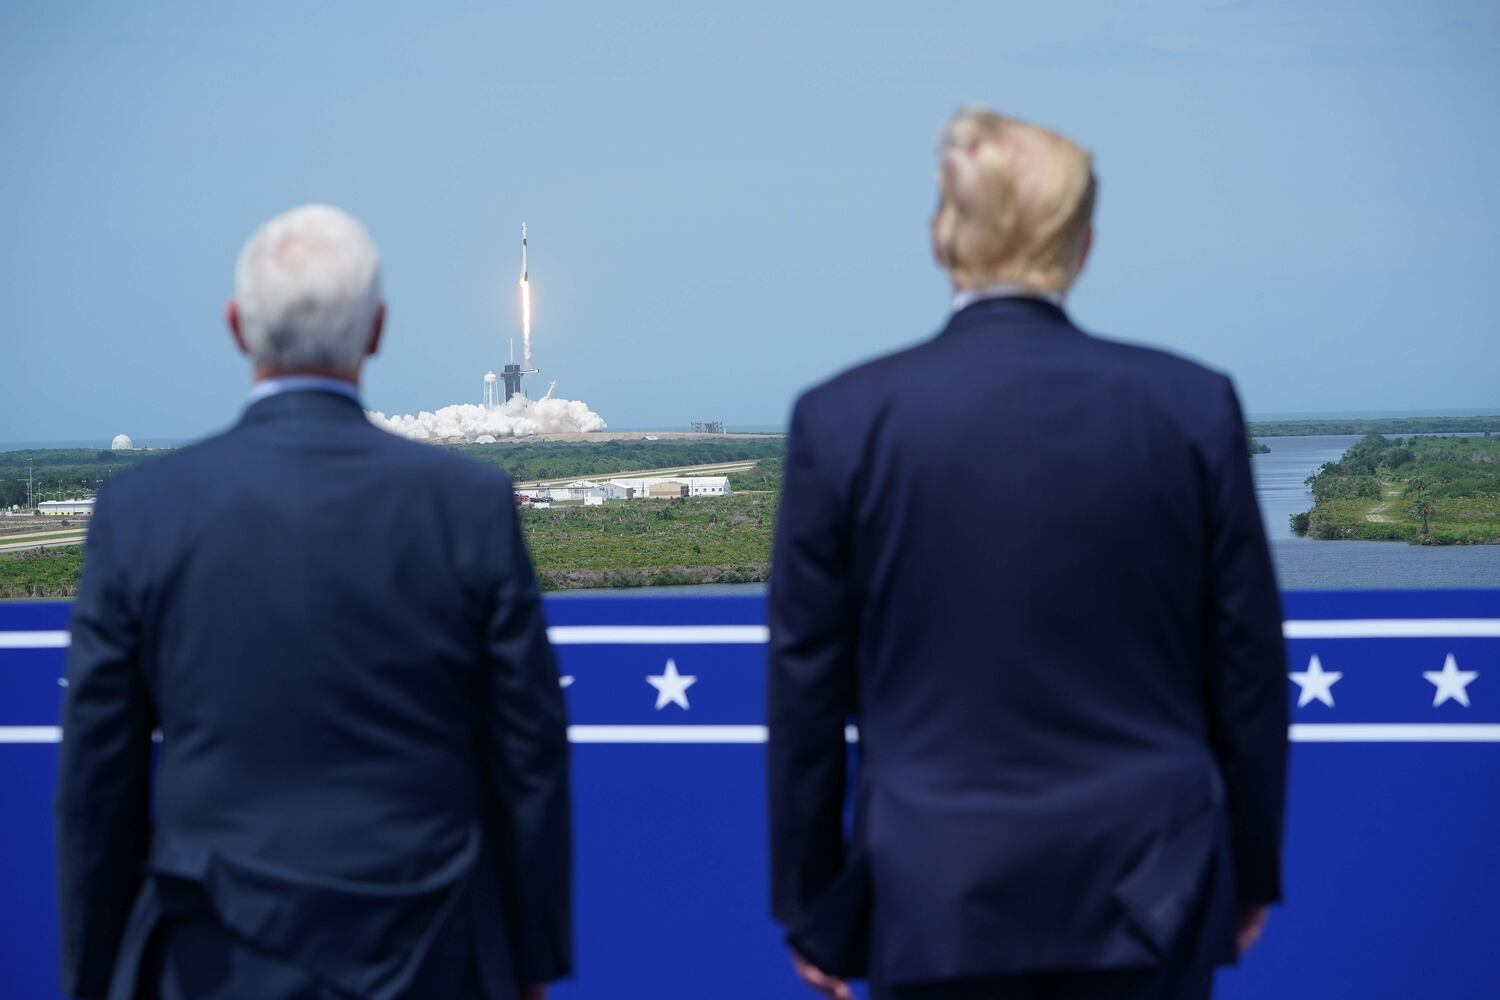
[1252,434,1500,589]
[557,434,1500,597]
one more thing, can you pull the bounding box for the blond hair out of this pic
[932,108,1096,294]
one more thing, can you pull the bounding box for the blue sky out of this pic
[1,1,1496,442]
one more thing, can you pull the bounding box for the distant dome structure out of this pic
[474,434,498,444]
[111,434,135,451]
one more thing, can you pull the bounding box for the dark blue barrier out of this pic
[3,592,1498,998]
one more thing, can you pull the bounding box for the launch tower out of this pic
[501,340,538,403]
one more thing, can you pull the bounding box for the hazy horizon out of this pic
[6,408,1500,454]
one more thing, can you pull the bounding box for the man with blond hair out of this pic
[57,205,571,999]
[768,109,1287,999]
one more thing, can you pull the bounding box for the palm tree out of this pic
[1407,477,1432,537]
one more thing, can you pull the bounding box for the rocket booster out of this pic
[521,223,528,281]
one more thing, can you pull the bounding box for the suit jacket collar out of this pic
[940,295,1077,339]
[239,388,370,427]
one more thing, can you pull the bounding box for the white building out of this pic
[38,498,96,516]
[515,487,567,501]
[605,478,653,496]
[605,476,733,499]
[111,434,134,451]
[518,476,729,505]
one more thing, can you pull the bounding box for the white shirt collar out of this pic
[247,375,362,406]
[951,283,1064,314]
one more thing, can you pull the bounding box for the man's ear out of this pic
[366,303,386,358]
[930,210,947,269]
[226,300,249,355]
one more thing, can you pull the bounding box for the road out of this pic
[0,528,87,554]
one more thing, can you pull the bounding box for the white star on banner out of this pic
[1424,654,1478,708]
[647,658,697,711]
[1289,654,1342,708]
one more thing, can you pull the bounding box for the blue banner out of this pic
[3,591,1498,997]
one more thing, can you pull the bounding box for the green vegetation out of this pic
[727,458,783,492]
[0,439,788,511]
[522,492,775,590]
[0,547,84,598]
[1249,438,1270,455]
[0,451,791,597]
[0,448,161,510]
[1293,434,1500,544]
[1248,416,1500,438]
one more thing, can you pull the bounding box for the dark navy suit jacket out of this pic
[768,297,1287,985]
[56,390,571,999]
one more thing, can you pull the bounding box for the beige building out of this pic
[646,482,688,499]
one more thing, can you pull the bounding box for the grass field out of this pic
[0,547,83,599]
[1304,496,1500,543]
[523,492,775,590]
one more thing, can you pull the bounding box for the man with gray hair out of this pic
[768,109,1287,998]
[56,204,571,999]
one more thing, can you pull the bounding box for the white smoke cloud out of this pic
[370,395,607,442]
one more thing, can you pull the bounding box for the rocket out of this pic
[514,221,536,378]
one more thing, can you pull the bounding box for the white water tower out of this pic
[483,372,500,410]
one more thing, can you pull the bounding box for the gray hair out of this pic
[233,204,382,370]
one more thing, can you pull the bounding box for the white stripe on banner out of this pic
[4,621,1500,651]
[569,725,768,743]
[0,631,70,649]
[1283,619,1500,639]
[3,724,1498,745]
[1289,724,1500,742]
[547,625,770,645]
[567,725,858,744]
[0,727,61,743]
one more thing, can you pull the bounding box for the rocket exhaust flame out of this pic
[520,277,531,365]
[520,223,531,365]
